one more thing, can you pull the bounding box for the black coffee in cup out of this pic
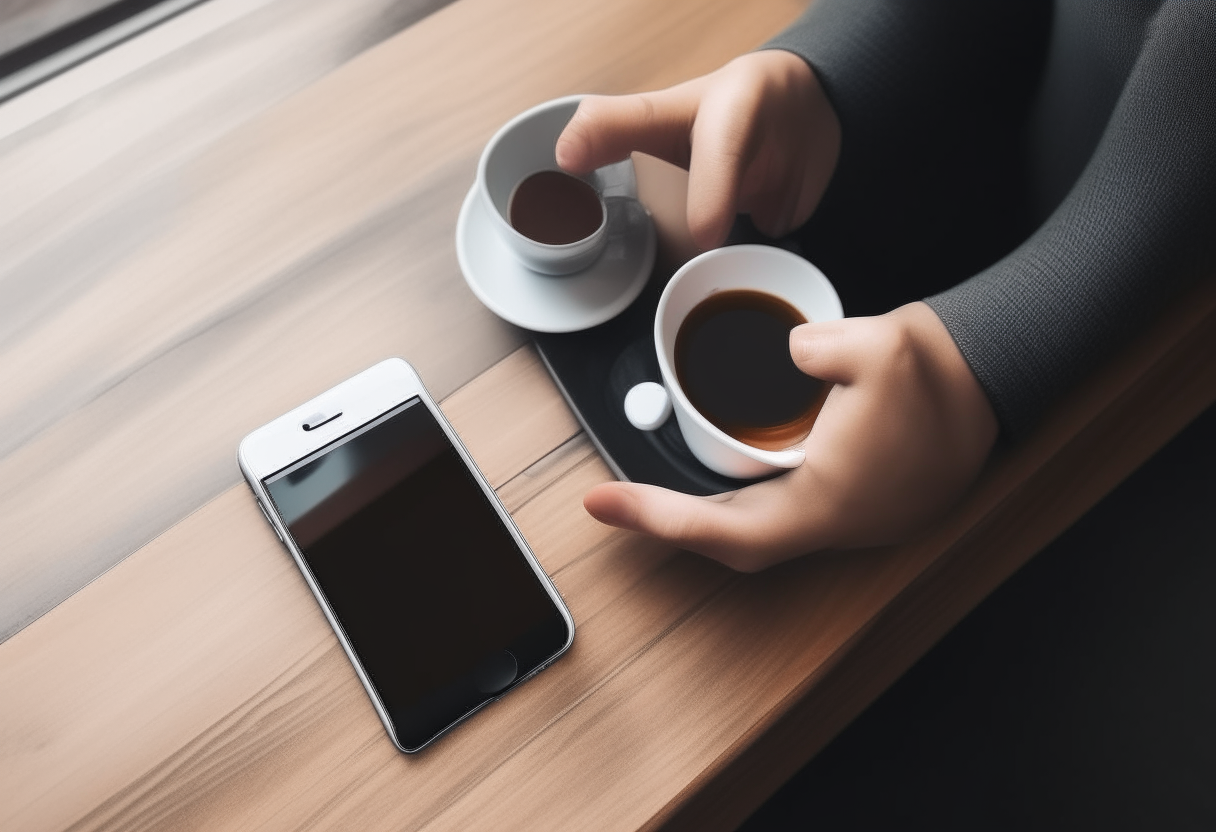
[674,289,827,451]
[509,170,604,245]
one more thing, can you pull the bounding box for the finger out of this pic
[583,481,725,543]
[555,87,700,175]
[746,161,805,239]
[584,481,766,566]
[788,319,870,384]
[584,479,821,571]
[684,78,760,249]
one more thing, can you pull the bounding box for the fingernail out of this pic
[789,325,814,361]
[555,130,586,171]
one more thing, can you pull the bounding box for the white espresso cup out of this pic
[478,95,639,275]
[627,245,843,480]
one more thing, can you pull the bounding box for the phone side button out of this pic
[256,501,285,543]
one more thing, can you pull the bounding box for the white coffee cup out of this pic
[478,95,639,275]
[626,245,843,480]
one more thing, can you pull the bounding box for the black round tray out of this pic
[532,220,796,496]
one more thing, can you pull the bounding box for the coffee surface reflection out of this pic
[674,289,826,451]
[509,170,604,245]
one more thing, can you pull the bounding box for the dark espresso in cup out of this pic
[674,289,827,451]
[509,170,604,245]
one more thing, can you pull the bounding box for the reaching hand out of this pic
[583,303,999,572]
[556,50,841,250]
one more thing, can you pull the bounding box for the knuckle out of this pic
[869,317,917,367]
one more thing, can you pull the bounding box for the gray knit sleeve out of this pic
[763,0,1047,159]
[767,1,1216,439]
[926,3,1216,437]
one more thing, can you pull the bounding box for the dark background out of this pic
[741,402,1215,830]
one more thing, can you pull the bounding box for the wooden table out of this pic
[1,0,1214,829]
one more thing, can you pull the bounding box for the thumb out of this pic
[788,319,866,385]
[583,481,763,568]
[556,87,700,175]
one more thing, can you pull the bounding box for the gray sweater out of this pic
[767,0,1216,438]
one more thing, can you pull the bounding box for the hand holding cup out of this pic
[586,302,999,571]
[566,53,999,568]
[556,49,841,251]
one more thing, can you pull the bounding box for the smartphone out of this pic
[238,358,574,753]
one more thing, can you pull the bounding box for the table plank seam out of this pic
[416,573,742,832]
[497,439,599,516]
[496,433,597,513]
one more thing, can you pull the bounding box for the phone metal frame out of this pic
[237,358,575,753]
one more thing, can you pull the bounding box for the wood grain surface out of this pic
[3,278,1213,831]
[2,0,1214,829]
[0,0,459,641]
[0,0,805,640]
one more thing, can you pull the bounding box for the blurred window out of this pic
[1,1,119,53]
[0,0,200,98]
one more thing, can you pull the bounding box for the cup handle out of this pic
[624,382,671,431]
[590,157,638,200]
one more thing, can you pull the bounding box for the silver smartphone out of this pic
[238,358,574,753]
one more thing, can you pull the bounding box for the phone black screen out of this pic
[263,397,570,751]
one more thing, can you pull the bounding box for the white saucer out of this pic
[456,185,656,333]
